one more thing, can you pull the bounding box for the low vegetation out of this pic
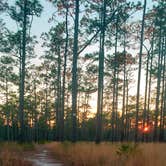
[46,142,166,166]
[0,143,33,166]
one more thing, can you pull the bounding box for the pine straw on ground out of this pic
[45,142,166,166]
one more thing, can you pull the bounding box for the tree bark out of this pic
[95,0,106,144]
[71,0,79,142]
[159,37,165,141]
[146,34,154,141]
[111,11,119,142]
[56,46,61,141]
[121,32,126,142]
[153,26,162,142]
[142,49,150,142]
[135,0,146,142]
[19,0,27,142]
[61,0,69,141]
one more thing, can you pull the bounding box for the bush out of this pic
[116,143,139,158]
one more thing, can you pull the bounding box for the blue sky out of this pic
[3,0,55,37]
[3,0,155,36]
[31,0,55,37]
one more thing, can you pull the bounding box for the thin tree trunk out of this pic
[135,0,146,142]
[95,0,106,144]
[71,0,79,142]
[5,70,9,141]
[45,69,49,140]
[115,71,119,141]
[125,78,129,141]
[153,26,162,142]
[162,38,166,140]
[159,37,165,141]
[146,34,154,141]
[18,34,22,141]
[121,32,126,142]
[142,49,150,142]
[61,0,69,141]
[111,14,118,142]
[56,46,61,141]
[162,53,166,140]
[34,79,38,142]
[19,0,27,142]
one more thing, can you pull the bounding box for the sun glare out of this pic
[143,126,149,133]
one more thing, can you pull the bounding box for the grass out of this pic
[46,142,166,166]
[0,141,165,166]
[0,142,33,166]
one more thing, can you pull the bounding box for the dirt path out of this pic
[24,145,63,166]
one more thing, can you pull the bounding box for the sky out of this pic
[3,0,154,58]
[0,0,156,112]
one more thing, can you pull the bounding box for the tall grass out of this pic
[46,142,119,166]
[46,142,166,166]
[0,142,33,166]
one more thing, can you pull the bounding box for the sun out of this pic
[143,126,149,133]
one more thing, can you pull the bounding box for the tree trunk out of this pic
[45,69,49,140]
[146,34,154,142]
[61,0,69,141]
[34,79,38,142]
[19,0,27,142]
[5,70,9,141]
[56,46,61,141]
[111,14,118,142]
[135,0,146,142]
[162,51,166,140]
[142,49,150,142]
[71,0,79,142]
[121,32,126,142]
[153,26,162,142]
[159,37,165,141]
[125,78,129,141]
[115,71,119,141]
[95,0,106,144]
